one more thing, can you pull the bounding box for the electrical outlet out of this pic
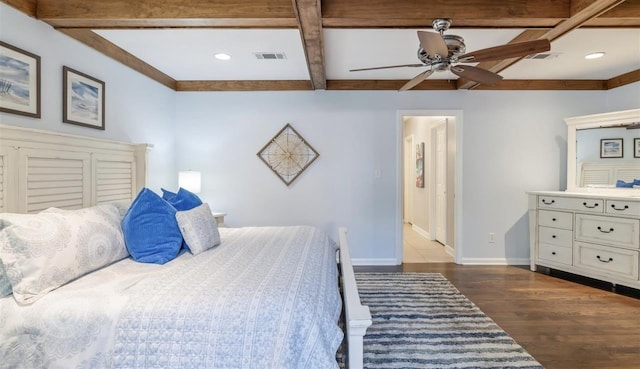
[488,232,496,243]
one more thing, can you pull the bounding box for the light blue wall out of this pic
[0,4,177,192]
[174,90,616,263]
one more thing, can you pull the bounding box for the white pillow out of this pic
[175,203,221,255]
[0,204,128,304]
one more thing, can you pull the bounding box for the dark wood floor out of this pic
[354,263,640,369]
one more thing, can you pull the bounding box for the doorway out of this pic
[398,111,461,264]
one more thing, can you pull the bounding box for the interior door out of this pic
[435,123,447,244]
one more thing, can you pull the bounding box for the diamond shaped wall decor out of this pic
[257,124,319,186]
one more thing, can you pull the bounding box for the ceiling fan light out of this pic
[585,52,605,60]
[214,53,231,61]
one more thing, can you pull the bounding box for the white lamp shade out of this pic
[179,171,201,193]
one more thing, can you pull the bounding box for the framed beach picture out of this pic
[0,41,41,118]
[63,66,105,130]
[635,138,640,158]
[415,142,424,188]
[600,138,623,158]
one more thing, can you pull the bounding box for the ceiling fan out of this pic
[349,19,551,91]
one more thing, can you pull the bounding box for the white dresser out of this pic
[528,191,640,290]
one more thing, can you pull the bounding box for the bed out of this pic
[0,124,372,369]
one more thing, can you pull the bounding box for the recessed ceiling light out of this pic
[214,53,231,61]
[585,52,605,60]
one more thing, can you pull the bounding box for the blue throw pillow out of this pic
[616,180,634,188]
[634,179,640,187]
[163,187,203,211]
[121,188,183,264]
[161,188,178,202]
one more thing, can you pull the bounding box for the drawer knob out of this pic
[610,204,629,211]
[596,255,613,263]
[552,235,557,238]
[597,226,614,234]
[551,251,557,255]
[552,218,557,221]
[582,202,599,209]
[542,199,555,205]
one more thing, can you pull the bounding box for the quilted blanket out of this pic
[0,226,343,369]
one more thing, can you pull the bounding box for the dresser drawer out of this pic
[538,210,573,230]
[605,200,640,217]
[538,196,603,213]
[538,226,572,247]
[538,243,572,265]
[575,214,640,249]
[574,242,639,280]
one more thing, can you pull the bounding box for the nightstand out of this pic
[211,212,226,227]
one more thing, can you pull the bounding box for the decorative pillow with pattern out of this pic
[0,204,128,304]
[0,262,11,297]
[175,203,221,255]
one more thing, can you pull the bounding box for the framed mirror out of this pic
[566,108,640,194]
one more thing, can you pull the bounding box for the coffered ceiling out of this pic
[3,0,640,91]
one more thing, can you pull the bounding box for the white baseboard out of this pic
[411,224,430,239]
[460,257,531,265]
[352,258,399,266]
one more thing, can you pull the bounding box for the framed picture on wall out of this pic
[635,138,640,158]
[0,41,41,118]
[415,142,424,188]
[600,138,623,158]
[63,66,105,130]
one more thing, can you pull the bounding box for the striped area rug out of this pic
[355,272,543,369]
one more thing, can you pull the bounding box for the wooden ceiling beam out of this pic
[292,0,326,90]
[176,80,312,91]
[585,0,640,26]
[58,29,176,90]
[174,75,636,91]
[457,0,626,89]
[1,0,36,17]
[26,0,640,28]
[327,80,457,90]
[36,0,297,28]
[322,0,571,28]
[473,80,607,90]
[607,68,640,89]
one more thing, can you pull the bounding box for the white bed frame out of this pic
[0,123,372,369]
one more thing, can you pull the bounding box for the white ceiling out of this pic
[96,27,640,82]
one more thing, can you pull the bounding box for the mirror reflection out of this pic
[576,126,640,188]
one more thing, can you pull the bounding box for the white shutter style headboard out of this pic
[0,124,150,213]
[579,161,640,187]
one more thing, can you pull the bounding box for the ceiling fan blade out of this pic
[399,70,434,91]
[417,31,448,58]
[450,65,503,85]
[457,39,551,63]
[350,63,425,72]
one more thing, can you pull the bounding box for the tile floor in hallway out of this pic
[403,223,454,263]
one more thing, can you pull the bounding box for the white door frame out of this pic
[395,110,463,264]
[431,121,447,244]
[403,135,415,224]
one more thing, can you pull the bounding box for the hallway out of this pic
[403,223,454,263]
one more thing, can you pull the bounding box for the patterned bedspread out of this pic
[0,226,343,369]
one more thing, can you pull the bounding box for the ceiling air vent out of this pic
[254,52,287,60]
[525,52,560,60]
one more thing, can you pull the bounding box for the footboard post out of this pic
[338,227,372,369]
